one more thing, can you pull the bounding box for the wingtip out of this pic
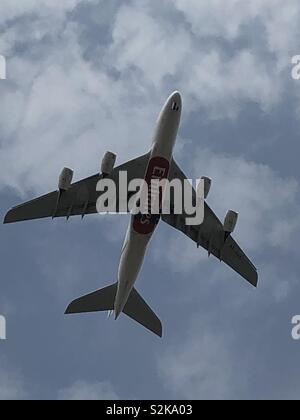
[65,297,85,315]
[3,211,12,224]
[3,208,22,224]
[156,322,163,338]
[152,326,163,338]
[65,302,75,315]
[252,271,259,288]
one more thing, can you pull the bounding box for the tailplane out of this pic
[65,284,162,338]
[65,283,118,314]
[123,288,162,337]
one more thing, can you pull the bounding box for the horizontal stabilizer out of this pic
[65,284,162,338]
[123,288,162,337]
[65,283,117,314]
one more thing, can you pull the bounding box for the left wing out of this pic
[163,160,258,287]
[4,153,150,224]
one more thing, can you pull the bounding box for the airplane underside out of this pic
[3,91,258,338]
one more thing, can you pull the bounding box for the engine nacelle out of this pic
[200,176,212,199]
[101,151,116,176]
[223,210,238,233]
[58,167,73,191]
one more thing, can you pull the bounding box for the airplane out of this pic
[3,91,258,338]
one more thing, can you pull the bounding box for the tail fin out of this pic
[65,284,162,338]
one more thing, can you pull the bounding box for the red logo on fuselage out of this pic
[133,156,170,235]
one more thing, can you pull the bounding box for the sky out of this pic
[1,0,300,400]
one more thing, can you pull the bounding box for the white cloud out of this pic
[108,2,192,89]
[1,0,300,195]
[173,0,300,58]
[108,0,297,116]
[58,380,118,400]
[190,149,300,251]
[154,148,299,276]
[0,24,156,193]
[0,0,87,25]
[158,324,240,400]
[0,359,27,400]
[173,0,259,39]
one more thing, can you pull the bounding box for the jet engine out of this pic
[101,151,116,176]
[223,210,238,234]
[58,167,74,191]
[200,176,212,199]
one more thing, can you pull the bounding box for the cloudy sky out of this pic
[1,0,300,400]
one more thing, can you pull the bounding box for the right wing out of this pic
[163,160,258,287]
[4,153,150,224]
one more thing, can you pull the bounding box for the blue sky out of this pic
[1,0,300,400]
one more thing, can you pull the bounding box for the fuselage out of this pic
[114,92,182,317]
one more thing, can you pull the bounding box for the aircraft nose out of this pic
[171,91,182,103]
[168,91,182,111]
